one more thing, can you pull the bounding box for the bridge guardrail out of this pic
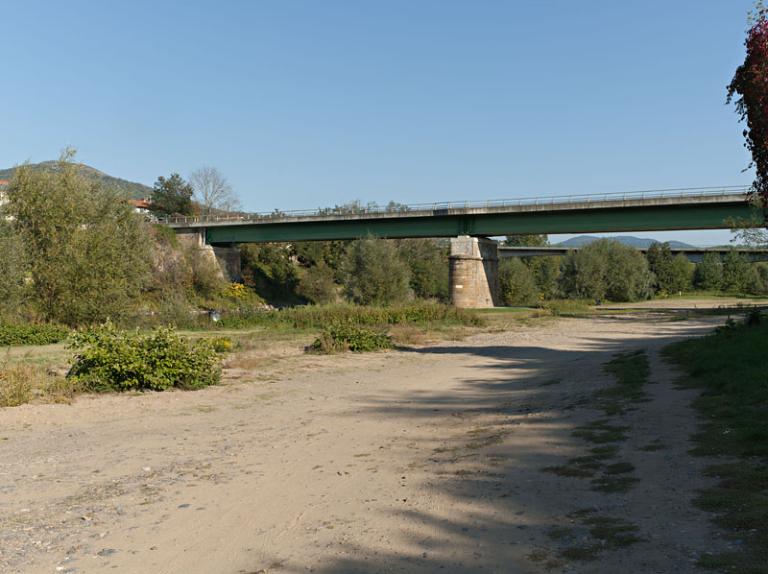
[160,185,752,226]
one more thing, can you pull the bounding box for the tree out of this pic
[6,151,151,325]
[646,242,675,293]
[668,254,695,294]
[559,239,652,302]
[341,237,411,305]
[722,250,752,292]
[499,258,538,306]
[397,239,449,301]
[293,240,349,280]
[526,256,562,300]
[151,173,194,216]
[297,262,338,304]
[504,234,549,247]
[0,219,26,318]
[241,243,300,305]
[695,253,724,291]
[728,2,768,202]
[748,261,768,294]
[189,166,241,215]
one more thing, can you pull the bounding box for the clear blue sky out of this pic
[0,0,758,244]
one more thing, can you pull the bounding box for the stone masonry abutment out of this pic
[174,229,242,283]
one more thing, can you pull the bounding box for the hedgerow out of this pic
[217,302,483,330]
[0,323,70,346]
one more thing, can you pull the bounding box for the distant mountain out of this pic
[0,161,152,199]
[555,235,695,249]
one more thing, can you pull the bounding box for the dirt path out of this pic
[0,316,730,573]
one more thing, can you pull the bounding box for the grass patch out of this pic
[639,438,667,452]
[664,315,768,572]
[582,515,642,546]
[572,420,629,443]
[556,511,642,562]
[590,475,639,493]
[597,350,650,415]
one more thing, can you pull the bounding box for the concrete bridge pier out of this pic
[174,229,242,283]
[449,236,500,308]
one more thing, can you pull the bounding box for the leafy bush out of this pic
[308,324,392,353]
[68,324,221,392]
[0,323,70,346]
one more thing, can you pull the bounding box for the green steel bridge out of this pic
[165,186,762,245]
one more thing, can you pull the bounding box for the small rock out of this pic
[97,548,117,557]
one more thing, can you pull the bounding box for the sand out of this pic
[0,314,732,573]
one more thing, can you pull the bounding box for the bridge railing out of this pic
[159,185,751,226]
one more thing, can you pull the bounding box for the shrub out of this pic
[0,323,70,346]
[68,323,221,392]
[308,324,392,353]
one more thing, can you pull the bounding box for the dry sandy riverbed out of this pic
[0,314,735,573]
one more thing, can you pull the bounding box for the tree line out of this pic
[2,156,766,328]
[499,237,768,306]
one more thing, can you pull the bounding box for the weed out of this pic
[0,362,78,407]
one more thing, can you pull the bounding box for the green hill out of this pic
[0,161,152,199]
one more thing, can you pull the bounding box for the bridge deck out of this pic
[164,188,762,244]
